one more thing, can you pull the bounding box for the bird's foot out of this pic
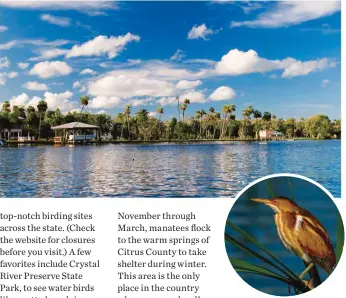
[303,279,314,290]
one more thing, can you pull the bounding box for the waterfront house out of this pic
[259,130,284,141]
[51,122,100,144]
[0,128,23,140]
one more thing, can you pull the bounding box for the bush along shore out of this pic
[0,98,341,143]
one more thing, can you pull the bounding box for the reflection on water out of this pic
[0,140,341,197]
[225,177,341,296]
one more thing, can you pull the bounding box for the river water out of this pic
[0,140,340,198]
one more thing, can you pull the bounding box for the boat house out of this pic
[259,130,284,141]
[51,122,100,144]
[0,128,23,141]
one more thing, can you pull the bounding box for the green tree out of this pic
[80,96,89,112]
[180,104,187,122]
[156,107,164,121]
[94,113,112,139]
[124,105,132,140]
[2,101,11,113]
[37,100,48,140]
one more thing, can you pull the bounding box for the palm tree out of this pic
[37,100,48,140]
[247,105,254,119]
[124,105,132,139]
[1,101,10,113]
[262,111,272,130]
[220,104,235,139]
[221,105,229,139]
[176,96,180,121]
[254,110,262,121]
[195,110,201,138]
[229,104,236,117]
[94,113,112,140]
[242,108,249,120]
[199,109,206,138]
[156,107,164,121]
[181,98,190,122]
[80,96,89,112]
[253,110,262,140]
[156,107,164,138]
[180,104,187,122]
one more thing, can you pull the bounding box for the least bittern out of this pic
[251,196,336,288]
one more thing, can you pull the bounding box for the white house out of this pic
[0,128,23,140]
[259,130,284,140]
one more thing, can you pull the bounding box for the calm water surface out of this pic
[0,140,340,197]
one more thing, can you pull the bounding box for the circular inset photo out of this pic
[225,174,344,296]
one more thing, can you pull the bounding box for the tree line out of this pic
[0,96,341,141]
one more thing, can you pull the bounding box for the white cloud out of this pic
[184,59,216,66]
[176,80,202,90]
[66,33,140,59]
[0,39,70,50]
[18,62,29,69]
[280,57,336,78]
[29,61,72,79]
[0,71,17,85]
[128,97,155,107]
[9,93,31,106]
[215,49,279,75]
[3,91,76,112]
[23,81,49,91]
[25,39,70,47]
[88,73,176,99]
[209,86,236,101]
[0,41,17,50]
[0,25,8,32]
[29,48,69,61]
[73,81,81,89]
[7,71,18,78]
[148,111,157,117]
[321,79,330,88]
[170,49,185,61]
[156,96,178,106]
[0,56,9,68]
[180,90,206,103]
[43,91,76,111]
[0,93,41,108]
[88,96,121,109]
[188,24,214,40]
[80,68,96,75]
[0,73,6,85]
[40,14,71,27]
[0,1,117,13]
[133,61,209,81]
[231,1,341,28]
[156,91,206,106]
[214,48,336,78]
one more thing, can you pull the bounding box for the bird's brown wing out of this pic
[296,213,336,274]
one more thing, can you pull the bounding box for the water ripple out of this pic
[0,140,340,198]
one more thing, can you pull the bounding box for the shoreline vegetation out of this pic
[5,137,341,146]
[0,97,341,144]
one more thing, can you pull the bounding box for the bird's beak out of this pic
[251,198,274,206]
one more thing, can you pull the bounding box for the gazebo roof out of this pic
[51,122,99,130]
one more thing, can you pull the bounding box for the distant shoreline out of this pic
[3,138,341,146]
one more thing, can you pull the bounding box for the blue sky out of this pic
[0,1,341,120]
